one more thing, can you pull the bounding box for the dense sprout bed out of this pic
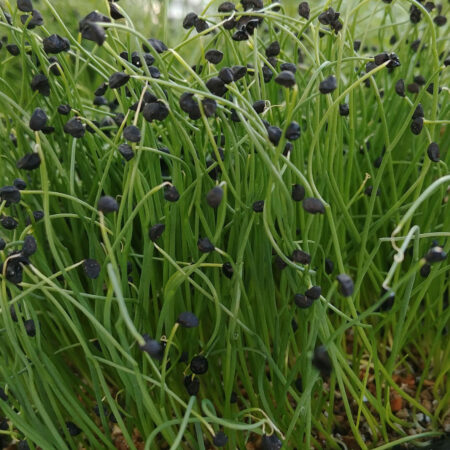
[0,0,449,448]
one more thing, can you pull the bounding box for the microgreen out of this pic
[0,0,448,448]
